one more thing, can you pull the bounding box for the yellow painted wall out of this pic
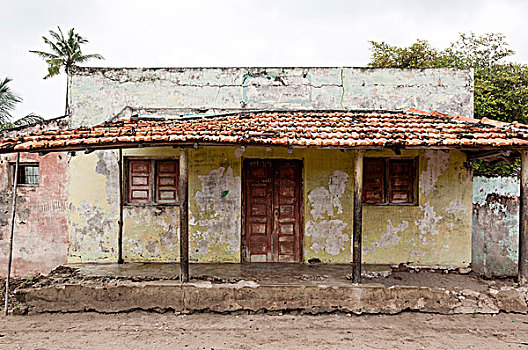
[67,151,119,262]
[123,147,180,261]
[188,146,354,263]
[67,146,472,267]
[362,149,472,266]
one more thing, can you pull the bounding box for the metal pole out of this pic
[179,148,189,282]
[118,149,124,264]
[518,150,528,284]
[352,150,364,283]
[4,153,20,315]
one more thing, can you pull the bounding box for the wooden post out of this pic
[352,150,364,283]
[519,150,528,284]
[4,153,20,315]
[179,148,189,282]
[117,149,124,264]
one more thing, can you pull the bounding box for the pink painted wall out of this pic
[0,152,69,276]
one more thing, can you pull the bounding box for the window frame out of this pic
[362,157,418,206]
[10,162,40,187]
[124,157,180,206]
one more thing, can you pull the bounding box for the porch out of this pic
[67,262,393,286]
[12,262,527,315]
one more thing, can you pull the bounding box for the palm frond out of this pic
[14,113,44,126]
[75,53,105,63]
[30,26,104,79]
[28,50,59,60]
[0,77,22,124]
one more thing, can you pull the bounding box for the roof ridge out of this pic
[406,108,528,131]
[137,109,409,122]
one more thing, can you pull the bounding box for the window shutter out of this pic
[363,158,385,204]
[157,160,178,203]
[388,159,414,204]
[128,160,152,203]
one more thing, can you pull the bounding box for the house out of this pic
[1,67,527,283]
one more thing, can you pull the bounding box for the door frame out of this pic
[241,158,304,263]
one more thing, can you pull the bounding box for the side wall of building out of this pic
[472,176,519,277]
[0,152,69,276]
[67,147,472,267]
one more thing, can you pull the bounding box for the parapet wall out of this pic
[69,67,473,127]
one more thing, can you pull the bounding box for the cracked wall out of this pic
[472,176,519,277]
[0,152,68,276]
[67,146,472,266]
[362,149,472,267]
[188,146,354,263]
[65,67,474,266]
[67,151,120,262]
[69,67,473,127]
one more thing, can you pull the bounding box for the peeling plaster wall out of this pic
[122,147,180,261]
[362,150,472,267]
[188,146,354,263]
[67,151,120,262]
[189,147,242,261]
[472,176,519,277]
[69,67,474,127]
[67,146,472,266]
[0,152,68,276]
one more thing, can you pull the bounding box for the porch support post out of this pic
[179,148,189,282]
[352,150,364,283]
[117,149,124,264]
[4,152,20,315]
[519,150,528,284]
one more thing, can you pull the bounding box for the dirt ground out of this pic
[1,312,528,349]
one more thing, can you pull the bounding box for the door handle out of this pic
[274,207,279,216]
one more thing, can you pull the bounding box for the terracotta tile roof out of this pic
[1,109,528,153]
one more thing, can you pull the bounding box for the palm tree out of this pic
[0,114,44,131]
[30,26,104,115]
[0,77,44,131]
[0,77,22,124]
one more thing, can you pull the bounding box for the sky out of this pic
[1,0,528,119]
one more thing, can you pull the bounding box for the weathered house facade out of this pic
[4,67,523,280]
[0,119,68,275]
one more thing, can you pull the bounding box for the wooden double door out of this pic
[243,159,303,262]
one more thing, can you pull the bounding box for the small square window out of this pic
[126,158,179,205]
[363,158,416,205]
[11,164,39,186]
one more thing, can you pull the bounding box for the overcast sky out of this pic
[2,0,528,119]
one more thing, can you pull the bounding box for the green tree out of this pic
[30,26,104,115]
[0,77,22,124]
[368,33,528,176]
[368,32,528,123]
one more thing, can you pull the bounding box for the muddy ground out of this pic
[1,312,528,349]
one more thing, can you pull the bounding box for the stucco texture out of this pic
[69,67,474,128]
[362,150,472,266]
[66,146,472,267]
[472,176,519,277]
[0,152,69,276]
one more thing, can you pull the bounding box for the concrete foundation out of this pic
[11,263,528,315]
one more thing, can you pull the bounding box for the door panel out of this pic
[244,160,274,262]
[243,159,302,262]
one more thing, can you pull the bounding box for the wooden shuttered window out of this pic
[363,158,385,203]
[127,159,178,204]
[157,161,178,203]
[388,159,415,204]
[363,158,415,205]
[128,160,151,204]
